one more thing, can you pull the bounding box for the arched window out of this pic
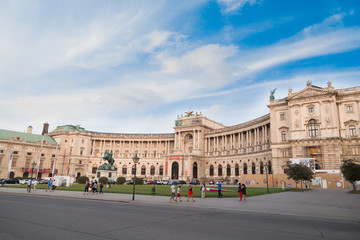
[218,165,222,176]
[243,163,247,174]
[252,162,256,174]
[226,164,231,176]
[159,165,163,175]
[141,165,146,175]
[122,165,127,175]
[308,119,319,137]
[235,164,239,176]
[150,165,155,175]
[92,165,97,174]
[267,161,272,174]
[210,165,214,176]
[260,162,264,174]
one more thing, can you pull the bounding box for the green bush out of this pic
[77,176,89,184]
[135,177,143,185]
[117,177,126,185]
[99,177,108,184]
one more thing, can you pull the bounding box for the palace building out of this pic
[1,82,359,188]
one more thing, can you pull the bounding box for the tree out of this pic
[285,162,315,189]
[117,177,126,185]
[99,177,108,184]
[340,159,360,191]
[135,177,143,185]
[77,176,89,184]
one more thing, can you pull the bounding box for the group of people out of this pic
[83,180,104,195]
[26,178,56,193]
[46,178,56,192]
[169,181,247,202]
[169,184,196,203]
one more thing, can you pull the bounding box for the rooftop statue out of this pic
[270,88,277,100]
[102,150,115,166]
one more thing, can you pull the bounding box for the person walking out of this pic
[92,180,98,194]
[51,179,56,192]
[27,180,31,193]
[33,180,37,191]
[169,183,176,203]
[99,181,104,194]
[175,185,182,202]
[46,178,52,192]
[201,183,206,199]
[238,182,243,201]
[187,184,195,202]
[84,181,90,195]
[217,181,223,198]
[241,183,247,202]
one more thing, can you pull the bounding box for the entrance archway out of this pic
[9,172,15,178]
[193,162,198,179]
[171,162,179,179]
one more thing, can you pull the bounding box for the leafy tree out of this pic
[135,177,143,185]
[117,177,126,185]
[77,176,89,184]
[285,162,315,189]
[340,159,360,191]
[99,177,108,184]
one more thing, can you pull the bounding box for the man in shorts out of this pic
[175,185,182,202]
[169,183,176,203]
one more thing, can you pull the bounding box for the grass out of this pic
[1,184,286,198]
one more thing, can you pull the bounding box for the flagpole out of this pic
[8,152,14,179]
[61,148,66,175]
[51,144,58,177]
[36,138,44,180]
[66,147,73,176]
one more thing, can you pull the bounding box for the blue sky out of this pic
[1,0,360,134]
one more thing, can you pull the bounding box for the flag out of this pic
[8,152,14,178]
[51,144,58,176]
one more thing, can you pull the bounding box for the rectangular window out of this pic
[308,107,314,113]
[351,147,359,155]
[346,105,353,112]
[281,131,287,141]
[0,150,3,153]
[349,125,356,137]
[27,152,32,156]
[280,114,286,120]
[13,151,19,155]
[122,168,127,175]
[52,154,55,157]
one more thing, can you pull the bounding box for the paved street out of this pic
[0,188,359,240]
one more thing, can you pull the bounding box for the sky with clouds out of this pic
[1,0,360,134]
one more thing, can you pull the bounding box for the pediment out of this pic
[344,119,359,125]
[288,86,331,100]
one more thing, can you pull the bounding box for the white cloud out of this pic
[217,0,261,14]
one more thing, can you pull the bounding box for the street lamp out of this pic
[264,163,269,193]
[132,154,140,201]
[29,161,36,193]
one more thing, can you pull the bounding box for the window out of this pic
[351,147,359,155]
[141,166,146,175]
[260,162,264,174]
[349,125,356,137]
[0,150,3,153]
[251,162,256,174]
[27,152,32,156]
[281,131,287,141]
[92,167,97,174]
[280,114,286,120]
[132,166,136,174]
[52,154,55,157]
[218,165,222,176]
[41,153,44,157]
[150,166,155,175]
[13,151,19,155]
[80,150,83,156]
[308,107,314,113]
[79,160,82,164]
[82,139,85,143]
[235,164,239,176]
[243,163,248,174]
[122,166,127,175]
[159,165,163,175]
[346,105,353,112]
[210,165,214,176]
[308,119,319,137]
[226,164,231,176]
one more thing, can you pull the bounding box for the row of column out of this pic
[91,139,173,158]
[205,124,269,153]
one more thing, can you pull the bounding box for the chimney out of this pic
[42,123,49,135]
[27,126,33,134]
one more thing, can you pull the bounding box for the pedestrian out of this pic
[51,179,56,192]
[84,181,90,195]
[93,180,98,194]
[46,178,52,192]
[169,183,176,203]
[27,180,31,193]
[238,182,243,201]
[201,183,206,199]
[217,181,223,198]
[33,180,37,191]
[187,184,195,202]
[175,185,182,202]
[241,183,247,202]
[99,181,104,194]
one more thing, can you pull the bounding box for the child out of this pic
[169,183,176,203]
[187,184,195,202]
[175,185,182,202]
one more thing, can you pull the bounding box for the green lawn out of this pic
[1,184,285,198]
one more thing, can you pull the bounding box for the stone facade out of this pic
[0,82,359,187]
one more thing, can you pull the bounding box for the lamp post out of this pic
[264,163,269,193]
[29,161,36,193]
[132,154,140,201]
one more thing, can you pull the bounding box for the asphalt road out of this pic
[0,193,359,240]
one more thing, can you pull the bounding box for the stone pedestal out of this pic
[96,163,117,180]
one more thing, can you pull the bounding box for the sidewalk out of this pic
[1,187,359,221]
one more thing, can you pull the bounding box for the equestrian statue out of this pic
[102,150,115,166]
